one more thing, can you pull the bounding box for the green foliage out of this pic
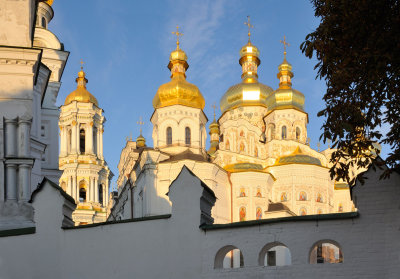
[301,0,400,184]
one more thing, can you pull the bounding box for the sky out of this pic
[48,0,389,187]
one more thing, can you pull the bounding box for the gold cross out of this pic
[211,103,217,120]
[244,16,254,42]
[172,25,183,49]
[280,35,290,57]
[80,59,84,70]
[137,116,144,135]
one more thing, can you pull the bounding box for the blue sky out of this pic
[49,1,388,186]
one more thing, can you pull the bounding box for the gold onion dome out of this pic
[266,49,305,113]
[136,134,146,148]
[220,40,273,114]
[274,147,321,166]
[45,0,54,6]
[152,38,205,110]
[64,68,98,106]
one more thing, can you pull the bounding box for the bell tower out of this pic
[59,65,113,225]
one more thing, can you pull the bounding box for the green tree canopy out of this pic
[301,0,400,184]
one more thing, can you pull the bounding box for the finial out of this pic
[280,35,290,59]
[80,59,84,71]
[125,132,132,142]
[137,116,144,135]
[244,16,254,43]
[172,25,183,49]
[211,103,217,121]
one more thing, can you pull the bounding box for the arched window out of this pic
[316,193,323,203]
[282,126,287,139]
[225,139,230,151]
[239,188,246,197]
[214,245,244,269]
[239,142,245,152]
[239,207,246,221]
[256,188,262,197]
[259,242,292,266]
[310,240,343,264]
[166,127,172,145]
[240,130,244,137]
[93,127,97,155]
[300,207,307,216]
[185,127,191,145]
[338,203,343,212]
[80,129,85,154]
[256,207,262,220]
[79,188,86,203]
[41,17,46,28]
[296,127,301,140]
[99,184,103,205]
[67,129,72,153]
[299,191,307,201]
[281,192,288,202]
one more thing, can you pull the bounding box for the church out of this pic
[108,25,353,224]
[0,1,399,278]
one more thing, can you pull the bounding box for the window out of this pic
[300,207,307,216]
[239,188,246,197]
[259,242,291,266]
[299,191,307,201]
[310,241,343,264]
[338,203,343,212]
[239,207,246,221]
[41,17,46,28]
[256,188,262,197]
[316,193,323,203]
[239,142,245,152]
[282,126,287,139]
[166,127,172,145]
[240,130,244,137]
[93,127,97,155]
[256,207,262,220]
[67,130,72,154]
[80,129,85,153]
[79,188,86,203]
[296,127,301,140]
[185,127,191,145]
[281,192,288,202]
[214,246,244,269]
[99,184,103,205]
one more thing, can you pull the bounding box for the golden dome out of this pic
[153,43,205,110]
[136,134,146,148]
[45,0,54,6]
[220,40,273,114]
[64,69,98,106]
[266,51,304,113]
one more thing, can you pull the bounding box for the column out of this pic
[18,164,31,201]
[6,164,17,200]
[99,126,103,159]
[18,119,31,157]
[87,124,93,154]
[72,176,77,202]
[71,121,77,153]
[94,177,98,203]
[105,179,109,206]
[60,126,67,156]
[5,119,17,157]
[76,125,80,154]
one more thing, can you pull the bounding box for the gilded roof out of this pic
[224,162,264,173]
[64,70,98,106]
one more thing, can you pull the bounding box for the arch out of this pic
[338,203,343,212]
[300,207,307,216]
[41,17,46,28]
[240,130,245,137]
[166,127,172,145]
[79,181,87,203]
[267,124,275,141]
[258,242,292,266]
[316,193,323,203]
[299,191,307,201]
[296,127,301,140]
[309,240,343,264]
[256,188,262,198]
[99,184,104,205]
[239,141,246,153]
[67,129,72,154]
[256,207,262,220]
[93,127,98,155]
[214,245,244,269]
[281,125,287,139]
[239,206,246,221]
[80,128,86,154]
[185,127,191,145]
[239,188,246,197]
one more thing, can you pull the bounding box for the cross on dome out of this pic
[137,116,144,135]
[172,25,183,49]
[244,16,254,42]
[280,35,290,58]
[211,103,217,120]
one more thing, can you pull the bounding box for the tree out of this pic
[301,0,400,185]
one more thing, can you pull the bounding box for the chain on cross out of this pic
[80,59,84,70]
[280,35,290,58]
[137,116,144,135]
[172,25,183,49]
[244,16,254,42]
